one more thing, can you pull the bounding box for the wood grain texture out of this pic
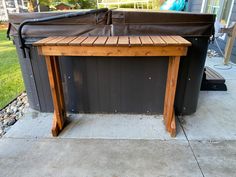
[81,36,98,46]
[150,36,166,45]
[163,56,181,137]
[93,36,108,46]
[34,35,191,47]
[118,36,129,46]
[105,36,118,46]
[39,46,188,57]
[56,36,77,45]
[161,36,178,45]
[45,56,66,136]
[129,36,141,46]
[171,36,192,46]
[53,56,66,120]
[34,36,58,46]
[140,36,153,46]
[45,37,66,45]
[69,36,87,45]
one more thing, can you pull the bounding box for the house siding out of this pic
[0,0,8,21]
[189,0,236,63]
[0,0,26,21]
[188,0,203,12]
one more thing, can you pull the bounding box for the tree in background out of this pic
[152,0,165,10]
[27,0,96,12]
[76,0,96,9]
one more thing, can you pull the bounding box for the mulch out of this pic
[0,22,8,30]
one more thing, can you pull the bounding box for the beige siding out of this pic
[189,0,236,63]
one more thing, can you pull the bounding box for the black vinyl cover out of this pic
[9,9,215,38]
[111,10,215,37]
[110,10,215,115]
[9,10,111,37]
[9,10,215,115]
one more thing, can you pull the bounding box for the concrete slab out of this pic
[0,138,202,177]
[0,57,235,177]
[4,109,53,138]
[190,140,236,177]
[181,81,236,140]
[181,57,236,140]
[5,110,186,140]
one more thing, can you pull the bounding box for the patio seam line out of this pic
[1,137,189,142]
[177,116,205,177]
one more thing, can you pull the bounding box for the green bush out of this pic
[78,0,96,9]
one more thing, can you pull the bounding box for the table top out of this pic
[34,35,191,47]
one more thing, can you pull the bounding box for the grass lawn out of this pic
[0,29,24,109]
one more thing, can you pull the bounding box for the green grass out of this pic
[0,29,24,109]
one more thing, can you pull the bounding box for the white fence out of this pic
[97,0,152,9]
[0,0,26,21]
[0,0,8,21]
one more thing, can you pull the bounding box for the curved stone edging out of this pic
[0,92,29,137]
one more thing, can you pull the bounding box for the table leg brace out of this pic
[164,56,181,137]
[45,56,66,136]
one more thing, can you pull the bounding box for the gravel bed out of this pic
[207,49,220,58]
[0,92,29,138]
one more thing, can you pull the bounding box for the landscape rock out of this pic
[207,49,220,58]
[3,117,14,126]
[13,107,18,114]
[0,128,5,137]
[0,92,28,138]
[6,108,12,114]
[16,102,23,107]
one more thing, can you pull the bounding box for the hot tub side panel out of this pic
[111,10,215,115]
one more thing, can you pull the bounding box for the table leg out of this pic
[45,56,66,136]
[163,56,180,137]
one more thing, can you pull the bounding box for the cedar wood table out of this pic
[34,35,191,137]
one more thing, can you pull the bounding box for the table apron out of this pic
[37,46,188,57]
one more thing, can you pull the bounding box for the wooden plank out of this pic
[163,56,173,122]
[39,46,188,57]
[45,37,67,45]
[81,36,98,46]
[118,36,129,46]
[51,112,60,136]
[56,36,77,45]
[150,36,166,46]
[164,56,180,137]
[34,36,58,46]
[93,36,108,46]
[105,36,118,46]
[129,36,141,46]
[53,56,66,120]
[140,36,153,46]
[45,56,65,136]
[171,36,191,46]
[161,36,179,45]
[69,36,88,45]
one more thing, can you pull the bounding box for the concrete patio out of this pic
[0,57,236,177]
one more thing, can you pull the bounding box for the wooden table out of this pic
[34,35,191,137]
